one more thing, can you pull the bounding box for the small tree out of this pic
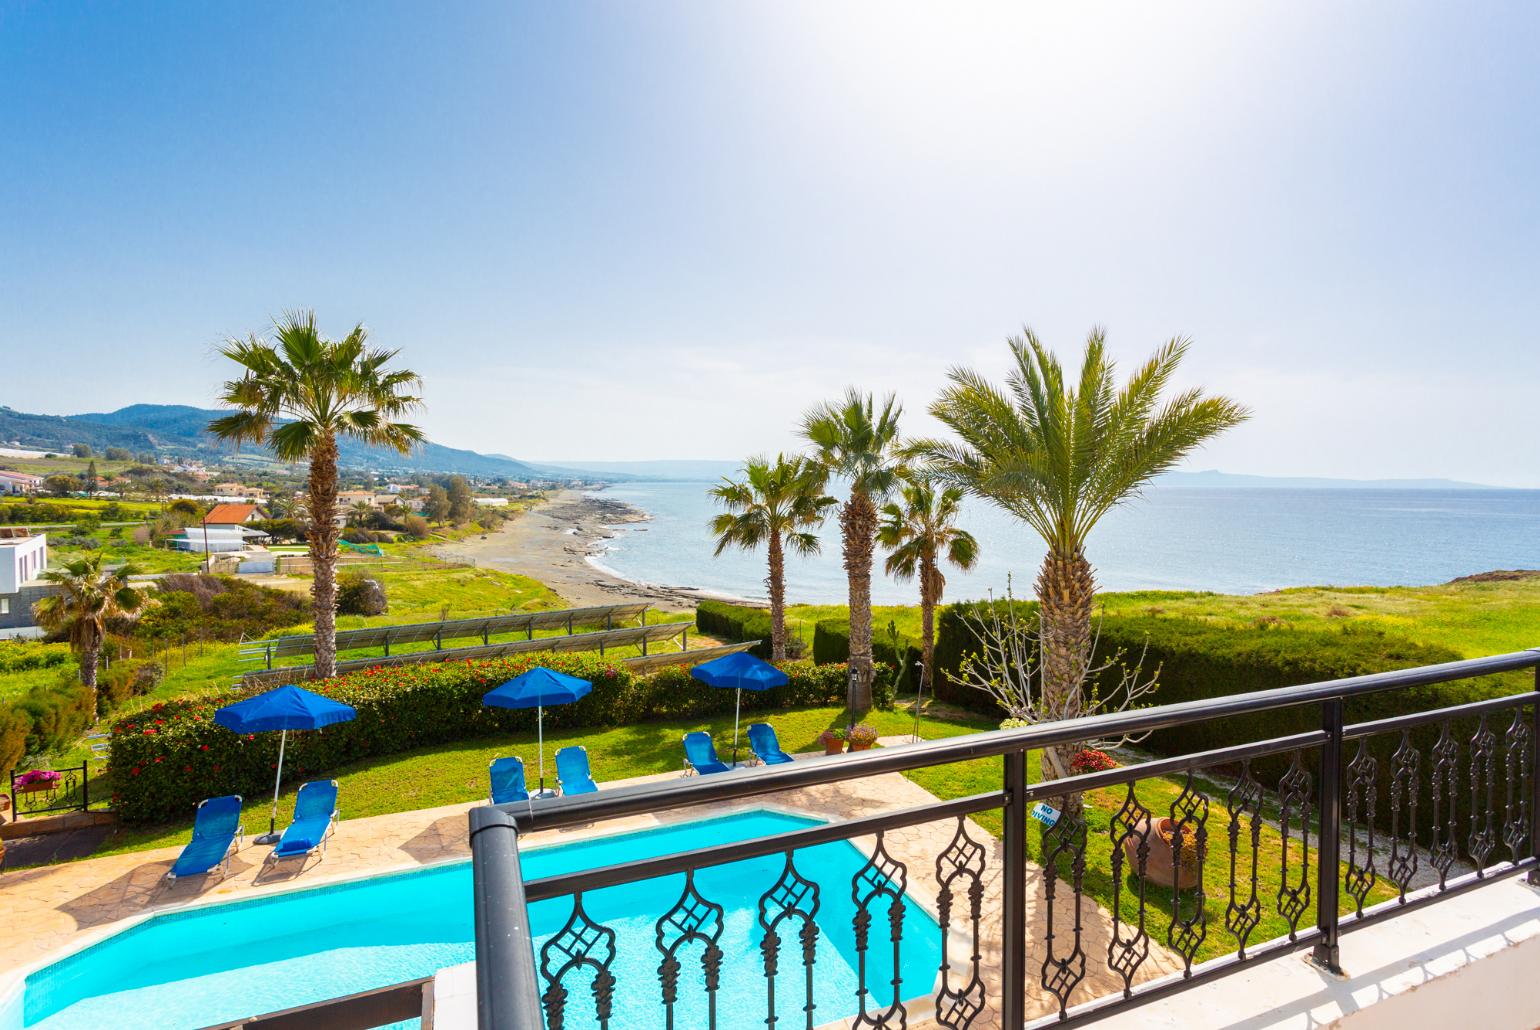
[45,474,76,497]
[447,475,475,524]
[424,483,452,524]
[33,554,147,719]
[81,460,99,498]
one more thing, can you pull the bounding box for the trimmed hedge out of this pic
[695,601,774,658]
[107,652,870,824]
[811,619,920,696]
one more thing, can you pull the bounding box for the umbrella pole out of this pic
[258,729,287,845]
[538,705,546,795]
[731,688,742,768]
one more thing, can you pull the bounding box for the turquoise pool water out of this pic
[7,809,942,1029]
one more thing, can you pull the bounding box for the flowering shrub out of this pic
[1069,748,1117,775]
[108,652,860,823]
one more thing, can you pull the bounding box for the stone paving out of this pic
[0,758,1183,1026]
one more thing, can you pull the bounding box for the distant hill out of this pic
[1157,469,1503,490]
[536,459,743,482]
[0,403,617,482]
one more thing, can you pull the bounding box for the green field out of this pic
[788,573,1540,659]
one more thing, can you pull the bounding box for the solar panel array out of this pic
[239,618,691,688]
[240,602,652,662]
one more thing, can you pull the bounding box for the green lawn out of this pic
[92,705,991,856]
[53,538,204,574]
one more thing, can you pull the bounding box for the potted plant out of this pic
[846,724,879,752]
[1122,815,1206,890]
[14,769,61,794]
[817,728,846,756]
[1069,748,1117,775]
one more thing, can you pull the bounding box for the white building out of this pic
[0,470,43,495]
[0,530,50,634]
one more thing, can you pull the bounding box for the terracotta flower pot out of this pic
[819,737,845,756]
[848,740,875,752]
[1122,816,1205,890]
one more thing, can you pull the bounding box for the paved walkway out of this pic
[1,761,1182,1026]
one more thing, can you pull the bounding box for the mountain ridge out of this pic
[0,403,619,482]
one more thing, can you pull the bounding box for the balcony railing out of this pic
[469,648,1540,1029]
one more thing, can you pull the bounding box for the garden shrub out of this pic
[138,575,308,643]
[107,652,880,823]
[0,640,73,673]
[811,618,919,696]
[337,571,388,616]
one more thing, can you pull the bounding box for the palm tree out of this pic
[915,327,1246,787]
[710,455,835,660]
[801,389,904,710]
[33,554,146,719]
[209,310,423,677]
[877,477,978,706]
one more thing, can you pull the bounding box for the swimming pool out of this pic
[6,809,942,1029]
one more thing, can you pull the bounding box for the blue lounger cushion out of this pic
[747,723,793,765]
[271,780,338,861]
[683,731,731,775]
[556,746,598,795]
[168,794,243,880]
[489,756,529,804]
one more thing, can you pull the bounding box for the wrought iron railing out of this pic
[9,762,89,818]
[469,649,1540,1030]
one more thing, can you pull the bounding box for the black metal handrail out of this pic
[470,648,1540,1030]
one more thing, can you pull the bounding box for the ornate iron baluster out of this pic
[1167,773,1208,975]
[1107,783,1152,996]
[1469,715,1498,874]
[656,869,726,1030]
[1040,799,1087,1018]
[933,818,987,1030]
[759,851,821,1030]
[1429,720,1460,888]
[539,893,618,1030]
[1275,751,1312,939]
[851,831,908,1030]
[1225,760,1264,955]
[1344,739,1378,916]
[1387,730,1420,902]
[1504,707,1533,864]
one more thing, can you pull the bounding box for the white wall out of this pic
[0,535,47,594]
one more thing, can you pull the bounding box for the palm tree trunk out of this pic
[767,533,787,661]
[919,560,939,704]
[308,433,341,679]
[1035,546,1096,817]
[840,490,878,711]
[80,646,100,720]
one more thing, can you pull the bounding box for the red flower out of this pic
[154,756,163,763]
[184,765,193,773]
[200,745,209,751]
[130,766,141,776]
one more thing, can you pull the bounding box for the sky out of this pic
[1,2,1536,485]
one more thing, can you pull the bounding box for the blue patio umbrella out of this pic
[215,684,356,843]
[483,667,592,797]
[690,652,788,768]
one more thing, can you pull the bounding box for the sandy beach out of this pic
[431,489,729,612]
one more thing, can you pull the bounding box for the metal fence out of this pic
[469,648,1540,1029]
[9,762,90,818]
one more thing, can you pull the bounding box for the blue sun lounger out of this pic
[268,780,339,864]
[489,756,529,804]
[683,731,731,775]
[166,794,244,882]
[556,746,598,795]
[747,723,794,766]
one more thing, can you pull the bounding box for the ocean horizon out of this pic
[581,482,1540,606]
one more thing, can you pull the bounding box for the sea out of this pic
[582,482,1540,605]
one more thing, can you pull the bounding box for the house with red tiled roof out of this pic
[203,502,262,527]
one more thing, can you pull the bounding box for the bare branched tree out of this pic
[948,578,1160,814]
